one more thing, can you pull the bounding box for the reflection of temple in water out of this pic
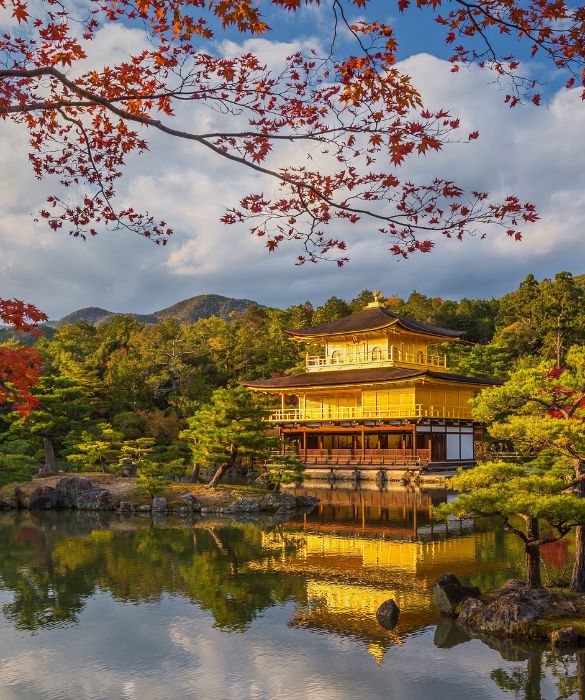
[256,485,498,664]
[290,481,473,539]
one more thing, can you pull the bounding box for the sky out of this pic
[1,3,584,319]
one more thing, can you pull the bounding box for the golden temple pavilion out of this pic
[244,292,500,473]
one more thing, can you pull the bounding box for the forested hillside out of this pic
[1,272,584,486]
[52,294,261,327]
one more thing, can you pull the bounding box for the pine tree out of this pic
[437,461,585,588]
[180,386,275,488]
[264,454,306,491]
[7,373,93,473]
[474,346,585,590]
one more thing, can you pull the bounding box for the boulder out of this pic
[254,476,270,489]
[180,493,202,511]
[135,504,152,513]
[74,487,114,511]
[434,573,481,615]
[27,484,59,510]
[376,599,400,630]
[551,627,578,647]
[0,498,16,510]
[152,497,167,512]
[118,501,135,514]
[170,507,193,515]
[259,492,297,512]
[457,597,485,624]
[55,476,93,508]
[295,495,320,508]
[225,497,261,513]
[461,586,576,636]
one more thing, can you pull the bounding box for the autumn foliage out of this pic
[0,299,47,414]
[0,0,566,265]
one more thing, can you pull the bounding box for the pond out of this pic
[0,482,581,700]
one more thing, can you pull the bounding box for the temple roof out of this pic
[243,366,501,390]
[287,306,465,340]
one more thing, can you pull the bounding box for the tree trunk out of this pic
[206,463,229,489]
[40,436,56,474]
[526,517,542,589]
[571,476,585,592]
[190,463,201,483]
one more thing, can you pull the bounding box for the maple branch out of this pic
[0,66,481,234]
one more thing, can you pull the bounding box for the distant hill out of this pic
[154,294,259,323]
[51,294,262,328]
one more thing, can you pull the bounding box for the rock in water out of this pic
[225,498,261,513]
[434,573,481,615]
[27,485,59,510]
[295,495,320,508]
[376,600,400,630]
[460,585,577,637]
[55,476,93,508]
[551,627,578,647]
[152,497,167,512]
[75,487,113,511]
[259,492,296,511]
[457,597,485,624]
[180,493,201,511]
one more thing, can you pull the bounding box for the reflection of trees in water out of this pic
[437,616,585,700]
[0,514,307,633]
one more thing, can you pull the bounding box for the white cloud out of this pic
[1,42,584,317]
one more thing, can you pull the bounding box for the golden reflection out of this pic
[252,525,496,665]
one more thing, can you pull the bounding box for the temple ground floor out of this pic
[276,419,478,473]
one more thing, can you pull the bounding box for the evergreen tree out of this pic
[264,454,306,491]
[311,297,352,326]
[473,346,585,590]
[7,373,94,473]
[438,461,585,588]
[181,386,275,488]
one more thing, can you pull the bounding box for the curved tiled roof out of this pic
[287,306,465,339]
[243,366,501,390]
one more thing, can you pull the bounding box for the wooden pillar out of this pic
[361,426,365,458]
[303,429,307,459]
[352,433,357,457]
[281,393,285,411]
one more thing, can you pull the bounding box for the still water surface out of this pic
[0,483,582,700]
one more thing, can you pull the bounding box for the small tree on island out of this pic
[135,460,171,499]
[264,454,307,492]
[437,461,585,589]
[473,346,585,590]
[180,386,275,489]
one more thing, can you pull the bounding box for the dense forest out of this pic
[1,272,584,487]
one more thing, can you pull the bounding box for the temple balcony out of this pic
[305,349,447,372]
[268,404,473,422]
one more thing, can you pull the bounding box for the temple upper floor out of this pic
[288,293,464,373]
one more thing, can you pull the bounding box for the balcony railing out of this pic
[269,404,473,421]
[306,349,447,372]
